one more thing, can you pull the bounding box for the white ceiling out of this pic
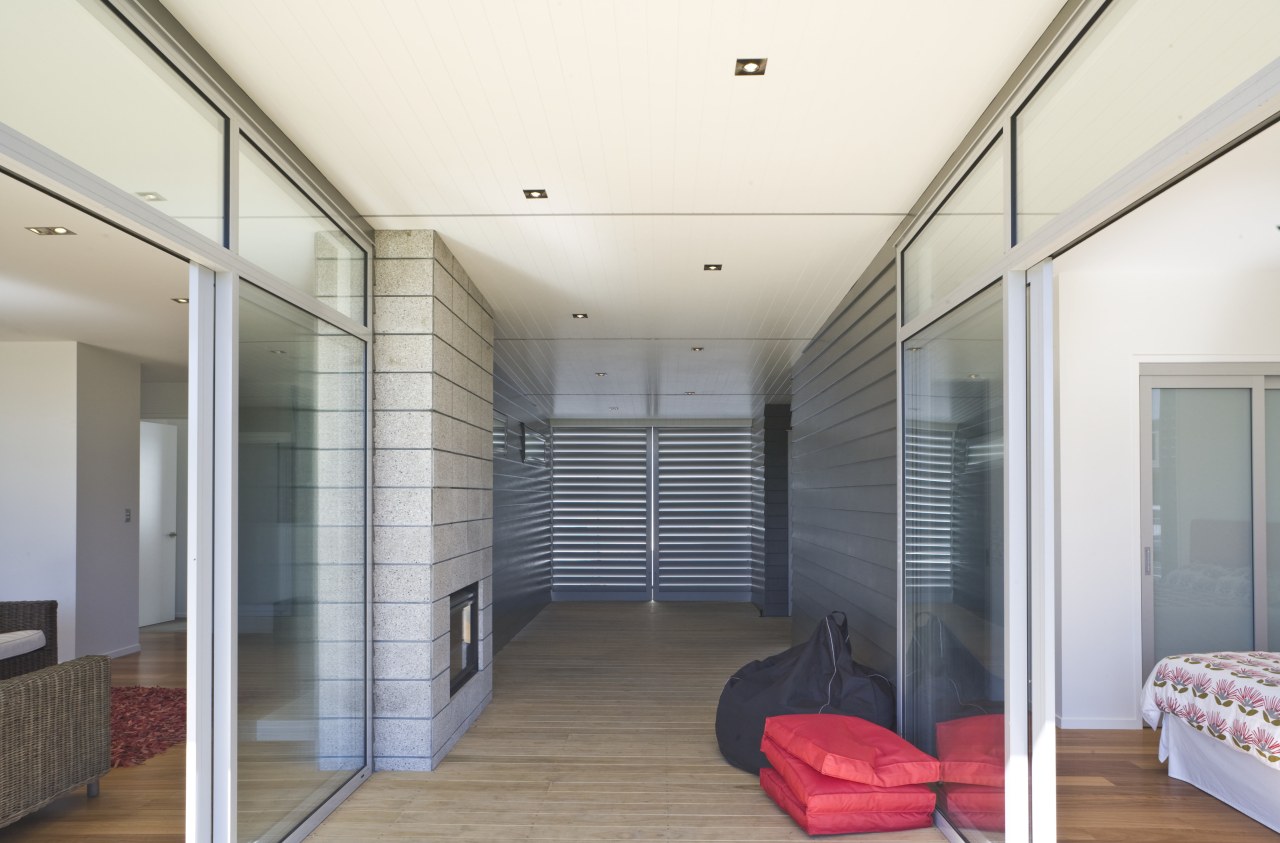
[160,0,1066,419]
[0,174,189,381]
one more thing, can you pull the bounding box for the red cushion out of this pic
[763,714,940,787]
[935,714,1003,786]
[940,782,1004,832]
[761,767,935,835]
[761,735,937,814]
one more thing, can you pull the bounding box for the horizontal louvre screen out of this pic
[655,428,755,600]
[551,427,650,598]
[904,426,959,596]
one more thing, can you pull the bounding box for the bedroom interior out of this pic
[1,0,1279,840]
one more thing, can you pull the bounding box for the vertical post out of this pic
[1028,260,1058,841]
[648,426,658,600]
[1003,273,1030,841]
[212,270,239,843]
[1252,380,1269,651]
[187,262,215,843]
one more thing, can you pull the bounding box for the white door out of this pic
[139,420,178,626]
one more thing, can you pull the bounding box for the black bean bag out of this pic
[715,611,895,773]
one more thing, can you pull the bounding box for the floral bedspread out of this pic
[1141,652,1280,768]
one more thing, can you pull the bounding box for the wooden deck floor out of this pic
[5,603,1277,841]
[309,602,943,842]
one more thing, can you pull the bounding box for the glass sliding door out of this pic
[1146,386,1254,669]
[237,282,367,843]
[1141,374,1280,674]
[1269,390,1280,635]
[902,282,1010,841]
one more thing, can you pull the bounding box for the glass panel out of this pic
[0,0,225,242]
[1015,0,1280,242]
[902,137,1004,324]
[238,281,366,843]
[1151,388,1253,662]
[1267,391,1280,644]
[239,138,366,322]
[903,283,1004,840]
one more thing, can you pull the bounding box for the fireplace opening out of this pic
[449,583,478,695]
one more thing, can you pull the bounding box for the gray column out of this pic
[371,230,495,771]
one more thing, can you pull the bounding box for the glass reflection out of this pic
[0,0,225,242]
[902,137,1005,324]
[1015,0,1280,242]
[239,138,366,322]
[903,282,1004,840]
[238,282,366,843]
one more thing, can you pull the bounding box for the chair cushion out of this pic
[763,713,940,787]
[760,766,935,835]
[0,629,46,660]
[936,714,1003,786]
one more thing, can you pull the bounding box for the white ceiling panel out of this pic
[157,0,1065,417]
[0,175,188,380]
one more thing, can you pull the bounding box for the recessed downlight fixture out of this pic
[136,191,166,202]
[691,346,704,352]
[735,58,767,76]
[171,297,190,304]
[523,188,548,199]
[684,391,696,395]
[703,264,722,271]
[595,372,607,377]
[968,373,980,379]
[26,226,76,236]
[571,313,588,319]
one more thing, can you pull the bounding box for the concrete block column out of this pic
[372,230,495,771]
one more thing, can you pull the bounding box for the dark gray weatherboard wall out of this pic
[760,404,791,617]
[789,261,898,674]
[491,366,552,652]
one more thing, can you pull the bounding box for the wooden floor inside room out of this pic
[1057,727,1277,841]
[309,602,945,842]
[2,621,186,842]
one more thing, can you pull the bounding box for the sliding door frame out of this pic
[1139,367,1276,676]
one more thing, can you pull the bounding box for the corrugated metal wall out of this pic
[492,368,553,651]
[789,262,898,673]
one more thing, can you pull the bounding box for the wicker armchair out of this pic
[0,601,111,829]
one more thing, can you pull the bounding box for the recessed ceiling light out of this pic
[523,188,548,199]
[968,373,980,379]
[735,58,767,76]
[703,264,722,271]
[691,346,704,352]
[595,372,607,377]
[571,313,588,319]
[26,226,76,236]
[685,391,696,395]
[136,191,166,202]
[171,297,190,304]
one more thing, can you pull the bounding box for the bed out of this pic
[1140,651,1280,832]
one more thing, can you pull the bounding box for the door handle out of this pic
[167,532,178,538]
[1144,546,1152,575]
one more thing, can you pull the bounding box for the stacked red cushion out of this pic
[758,714,940,835]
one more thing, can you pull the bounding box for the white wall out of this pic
[0,343,79,661]
[75,344,141,658]
[1056,242,1280,728]
[141,381,188,616]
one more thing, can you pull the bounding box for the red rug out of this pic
[111,685,186,768]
